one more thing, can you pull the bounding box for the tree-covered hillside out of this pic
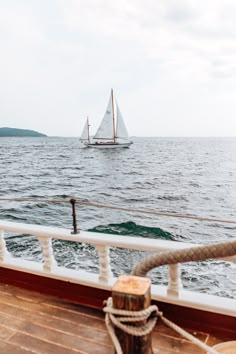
[0,127,47,137]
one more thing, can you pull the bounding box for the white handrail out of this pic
[0,220,235,317]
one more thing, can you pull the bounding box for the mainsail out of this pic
[80,117,90,143]
[116,102,129,140]
[93,95,114,140]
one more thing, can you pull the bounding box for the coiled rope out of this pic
[103,297,159,354]
[104,298,219,354]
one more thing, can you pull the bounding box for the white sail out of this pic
[93,94,114,140]
[115,102,130,140]
[80,117,90,142]
[82,89,133,148]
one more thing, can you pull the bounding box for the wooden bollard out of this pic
[112,275,153,354]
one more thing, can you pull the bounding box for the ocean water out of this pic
[0,137,236,298]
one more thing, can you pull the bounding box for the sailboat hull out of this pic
[86,142,133,149]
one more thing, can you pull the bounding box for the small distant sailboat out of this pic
[80,89,133,148]
[80,116,91,145]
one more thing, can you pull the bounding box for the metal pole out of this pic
[70,198,79,234]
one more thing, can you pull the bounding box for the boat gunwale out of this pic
[0,220,235,320]
[0,266,235,340]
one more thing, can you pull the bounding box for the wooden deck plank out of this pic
[1,268,235,340]
[0,324,16,340]
[0,291,107,331]
[9,333,85,354]
[0,284,105,317]
[0,312,113,352]
[0,282,225,353]
[153,335,206,353]
[0,339,35,354]
[0,309,112,347]
[153,323,208,341]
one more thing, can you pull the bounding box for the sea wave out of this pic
[0,137,236,298]
[88,221,175,240]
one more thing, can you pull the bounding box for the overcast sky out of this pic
[1,0,236,137]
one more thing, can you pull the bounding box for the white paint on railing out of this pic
[96,245,113,282]
[0,229,8,262]
[39,237,56,272]
[0,220,235,318]
[168,264,182,296]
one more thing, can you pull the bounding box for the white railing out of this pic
[0,220,235,317]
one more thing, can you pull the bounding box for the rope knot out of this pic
[103,297,220,354]
[103,297,160,354]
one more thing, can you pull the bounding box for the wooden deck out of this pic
[0,283,223,353]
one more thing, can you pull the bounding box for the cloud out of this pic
[60,0,236,80]
[1,0,236,136]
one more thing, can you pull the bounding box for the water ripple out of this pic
[0,137,236,297]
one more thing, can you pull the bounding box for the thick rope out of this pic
[132,240,236,276]
[103,297,159,354]
[104,297,219,354]
[129,240,236,353]
[160,316,219,354]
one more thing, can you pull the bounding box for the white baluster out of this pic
[168,263,182,296]
[39,237,56,272]
[96,245,112,282]
[0,230,10,262]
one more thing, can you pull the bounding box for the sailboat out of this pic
[80,89,133,148]
[80,116,91,145]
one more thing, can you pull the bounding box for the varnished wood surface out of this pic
[112,275,152,354]
[0,267,235,340]
[0,283,224,353]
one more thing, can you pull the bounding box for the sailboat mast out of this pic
[87,116,90,144]
[111,89,116,143]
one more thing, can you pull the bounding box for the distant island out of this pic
[0,127,47,137]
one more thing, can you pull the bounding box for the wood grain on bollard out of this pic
[112,275,153,354]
